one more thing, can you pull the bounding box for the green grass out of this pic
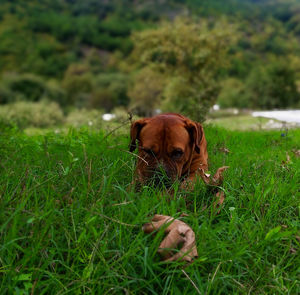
[207,115,274,131]
[0,125,299,294]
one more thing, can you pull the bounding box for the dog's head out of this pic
[129,113,204,186]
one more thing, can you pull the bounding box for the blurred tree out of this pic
[0,73,66,105]
[128,18,233,121]
[1,0,300,111]
[62,64,129,110]
[217,78,249,109]
[91,73,129,111]
[0,101,64,129]
[246,60,300,109]
[62,64,93,107]
[128,67,165,116]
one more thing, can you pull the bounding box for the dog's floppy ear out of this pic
[129,119,148,152]
[185,120,204,154]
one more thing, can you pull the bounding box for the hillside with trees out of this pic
[0,0,300,121]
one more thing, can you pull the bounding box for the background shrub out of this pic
[93,73,129,110]
[217,78,249,109]
[129,18,233,121]
[0,73,66,105]
[245,61,300,109]
[65,108,103,129]
[0,101,64,129]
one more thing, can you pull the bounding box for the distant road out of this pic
[252,110,300,125]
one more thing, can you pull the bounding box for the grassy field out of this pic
[0,124,299,294]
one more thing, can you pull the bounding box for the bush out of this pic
[217,78,249,109]
[61,65,93,106]
[90,89,116,110]
[128,67,164,117]
[94,73,129,108]
[0,73,47,102]
[246,61,300,109]
[111,107,130,122]
[129,18,233,121]
[66,108,103,129]
[0,73,66,105]
[62,66,129,110]
[0,101,64,129]
[0,84,13,104]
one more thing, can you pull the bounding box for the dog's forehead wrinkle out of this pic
[140,117,189,154]
[140,129,162,153]
[165,125,189,151]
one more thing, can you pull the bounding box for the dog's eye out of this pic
[172,149,183,159]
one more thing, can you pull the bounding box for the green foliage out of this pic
[62,65,129,111]
[0,73,66,104]
[217,78,248,109]
[129,18,233,121]
[218,59,300,110]
[0,101,64,128]
[0,126,299,293]
[62,64,94,107]
[0,0,300,111]
[65,108,103,129]
[246,60,300,109]
[128,67,165,116]
[94,73,129,109]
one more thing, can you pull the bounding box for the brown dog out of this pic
[129,113,208,188]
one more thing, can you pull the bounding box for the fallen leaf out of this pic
[180,213,189,217]
[198,166,229,187]
[142,215,198,262]
[281,152,293,168]
[212,191,226,214]
[292,149,300,158]
[219,147,230,154]
[214,191,225,208]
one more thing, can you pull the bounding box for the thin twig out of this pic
[103,113,132,140]
[211,262,222,284]
[112,201,134,206]
[181,269,202,295]
[232,278,245,289]
[120,149,149,165]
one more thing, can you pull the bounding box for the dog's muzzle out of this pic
[147,162,177,187]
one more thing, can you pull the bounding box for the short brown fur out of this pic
[130,113,208,187]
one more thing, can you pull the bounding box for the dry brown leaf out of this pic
[214,191,225,208]
[219,147,230,154]
[142,214,198,262]
[212,191,226,214]
[282,152,292,166]
[180,213,189,217]
[198,166,229,186]
[292,149,300,158]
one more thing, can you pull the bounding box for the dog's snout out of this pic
[157,161,171,177]
[148,161,176,187]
